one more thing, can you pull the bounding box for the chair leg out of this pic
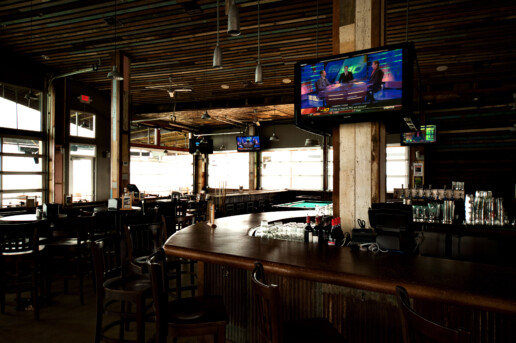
[32,260,39,320]
[136,297,145,343]
[94,297,103,343]
[189,261,196,297]
[216,325,226,343]
[176,263,182,299]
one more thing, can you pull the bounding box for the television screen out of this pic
[188,138,213,154]
[401,125,436,144]
[295,42,415,134]
[236,136,261,151]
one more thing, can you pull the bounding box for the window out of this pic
[208,151,249,190]
[69,144,96,202]
[0,83,45,207]
[0,89,41,132]
[130,149,193,196]
[261,148,323,190]
[386,145,409,193]
[70,110,96,138]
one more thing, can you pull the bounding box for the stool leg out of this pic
[136,298,145,343]
[216,325,226,343]
[94,297,103,343]
[190,261,195,297]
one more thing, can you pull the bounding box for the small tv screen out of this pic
[236,136,261,151]
[401,125,436,144]
[188,138,213,154]
[295,42,415,134]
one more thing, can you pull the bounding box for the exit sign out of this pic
[78,94,92,104]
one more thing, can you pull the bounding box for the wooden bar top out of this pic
[164,211,516,314]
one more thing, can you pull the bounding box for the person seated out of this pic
[315,70,331,105]
[366,60,384,102]
[338,66,354,83]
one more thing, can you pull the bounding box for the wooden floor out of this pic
[0,272,226,343]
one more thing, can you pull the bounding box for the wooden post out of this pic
[332,0,386,232]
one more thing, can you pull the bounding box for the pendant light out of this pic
[212,0,223,69]
[201,110,211,120]
[227,0,240,36]
[107,0,123,81]
[270,129,280,142]
[254,0,263,84]
[25,1,38,102]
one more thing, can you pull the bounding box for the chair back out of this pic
[91,235,126,295]
[124,222,165,260]
[0,222,39,255]
[161,214,176,238]
[251,262,282,343]
[147,248,168,343]
[396,286,471,343]
[173,200,188,217]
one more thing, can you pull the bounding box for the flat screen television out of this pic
[188,138,213,154]
[401,124,436,144]
[294,42,416,134]
[236,136,261,152]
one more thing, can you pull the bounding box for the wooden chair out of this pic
[45,215,92,304]
[0,222,43,320]
[251,262,344,343]
[160,215,197,298]
[147,248,228,343]
[396,286,471,343]
[91,234,153,343]
[123,222,166,275]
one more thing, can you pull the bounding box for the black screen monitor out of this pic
[294,42,416,134]
[236,136,261,152]
[188,138,213,154]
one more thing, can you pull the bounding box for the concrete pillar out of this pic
[332,0,386,231]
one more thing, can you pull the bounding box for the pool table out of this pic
[272,200,332,210]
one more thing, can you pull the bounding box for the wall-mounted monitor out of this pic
[189,138,213,154]
[294,42,416,134]
[236,136,261,152]
[401,124,436,144]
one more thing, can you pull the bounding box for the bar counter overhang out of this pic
[164,210,516,341]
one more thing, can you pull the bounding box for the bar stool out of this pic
[147,248,228,343]
[396,286,471,343]
[251,262,345,343]
[91,235,153,343]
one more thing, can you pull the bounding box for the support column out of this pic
[332,0,386,231]
[110,51,131,198]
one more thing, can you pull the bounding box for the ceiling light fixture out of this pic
[220,84,229,89]
[255,0,263,84]
[436,65,448,72]
[282,78,292,84]
[107,0,123,81]
[305,138,320,147]
[270,128,279,142]
[213,0,223,69]
[227,0,240,36]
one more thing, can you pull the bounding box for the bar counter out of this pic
[164,211,516,342]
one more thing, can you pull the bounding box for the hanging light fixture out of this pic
[213,0,223,69]
[107,0,123,81]
[255,0,263,84]
[201,110,211,120]
[270,128,280,142]
[227,0,240,36]
[25,1,38,102]
[305,137,320,147]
